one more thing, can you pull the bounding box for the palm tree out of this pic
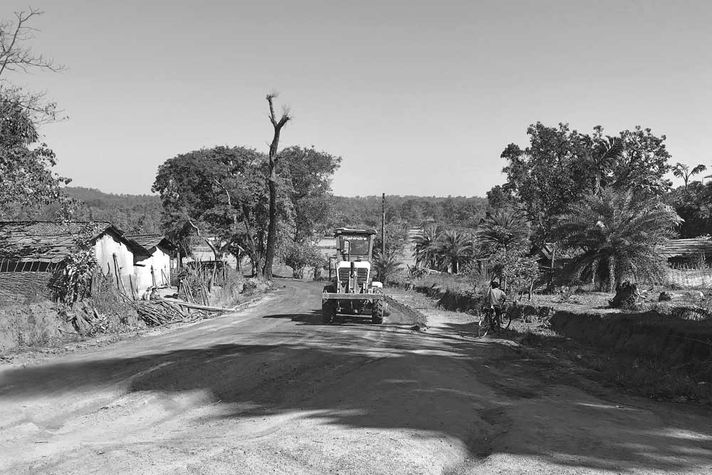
[477,210,530,255]
[373,250,404,284]
[412,224,441,269]
[553,188,681,291]
[672,162,707,190]
[589,128,622,194]
[477,209,532,290]
[433,229,474,274]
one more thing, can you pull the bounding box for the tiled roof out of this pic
[125,234,174,251]
[658,237,712,258]
[0,221,147,263]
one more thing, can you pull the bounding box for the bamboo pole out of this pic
[112,254,121,292]
[128,275,137,300]
[161,298,232,312]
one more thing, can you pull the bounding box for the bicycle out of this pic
[477,305,512,337]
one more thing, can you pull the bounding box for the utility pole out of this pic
[381,193,386,257]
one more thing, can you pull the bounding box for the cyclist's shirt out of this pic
[485,288,506,308]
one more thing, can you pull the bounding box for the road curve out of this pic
[1,280,711,474]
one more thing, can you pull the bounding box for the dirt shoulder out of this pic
[0,287,275,368]
[388,287,712,472]
[1,281,710,474]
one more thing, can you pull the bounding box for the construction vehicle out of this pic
[321,228,387,324]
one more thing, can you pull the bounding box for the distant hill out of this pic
[63,187,163,234]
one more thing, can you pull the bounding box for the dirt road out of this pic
[1,280,711,474]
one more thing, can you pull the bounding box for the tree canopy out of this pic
[152,146,282,271]
[0,9,70,220]
[152,145,342,276]
[280,146,342,242]
[496,123,672,243]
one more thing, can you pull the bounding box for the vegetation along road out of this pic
[1,280,711,474]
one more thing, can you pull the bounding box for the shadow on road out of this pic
[2,311,711,472]
[263,311,383,326]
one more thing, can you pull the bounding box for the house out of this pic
[125,234,176,290]
[0,221,150,304]
[183,240,238,269]
[658,237,712,266]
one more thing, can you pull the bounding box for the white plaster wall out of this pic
[134,249,172,293]
[134,259,153,293]
[94,234,134,278]
[153,250,171,286]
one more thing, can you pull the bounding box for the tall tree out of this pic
[666,181,712,238]
[477,210,530,256]
[611,127,672,196]
[152,146,293,272]
[433,229,474,274]
[672,162,707,191]
[476,210,533,291]
[500,123,591,243]
[0,10,69,219]
[263,93,291,279]
[498,122,673,244]
[278,146,341,279]
[412,224,441,269]
[280,146,341,242]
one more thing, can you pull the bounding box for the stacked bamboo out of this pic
[133,299,191,326]
[131,298,231,326]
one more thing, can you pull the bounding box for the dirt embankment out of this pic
[549,310,712,379]
[0,278,274,356]
[0,302,75,354]
[412,282,712,382]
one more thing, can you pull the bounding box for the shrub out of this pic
[554,189,681,291]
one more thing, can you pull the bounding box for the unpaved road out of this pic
[1,280,711,474]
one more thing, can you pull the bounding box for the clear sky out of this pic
[5,0,712,196]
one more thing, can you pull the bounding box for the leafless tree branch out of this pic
[0,9,64,78]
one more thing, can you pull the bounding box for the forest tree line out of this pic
[54,189,490,236]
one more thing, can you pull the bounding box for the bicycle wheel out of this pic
[500,308,512,330]
[478,309,492,337]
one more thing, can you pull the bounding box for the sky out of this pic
[4,0,712,197]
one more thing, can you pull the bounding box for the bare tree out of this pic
[262,93,291,279]
[0,8,64,122]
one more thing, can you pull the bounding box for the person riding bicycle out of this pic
[484,280,506,324]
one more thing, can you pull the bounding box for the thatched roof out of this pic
[0,221,148,264]
[658,237,712,258]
